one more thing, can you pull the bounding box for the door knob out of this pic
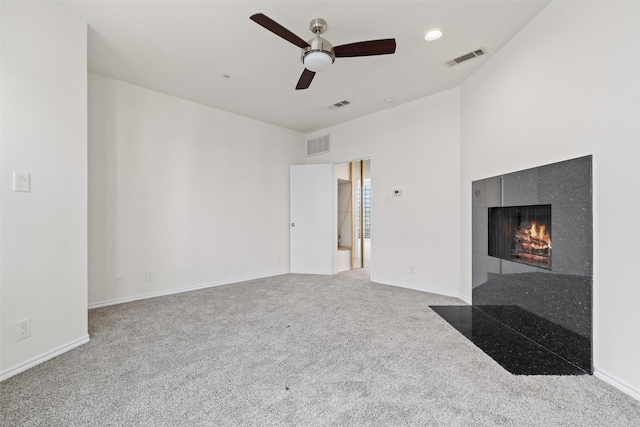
[291,223,295,227]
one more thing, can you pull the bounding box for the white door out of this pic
[290,164,334,274]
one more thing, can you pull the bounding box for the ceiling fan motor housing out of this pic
[301,36,335,68]
[301,18,334,71]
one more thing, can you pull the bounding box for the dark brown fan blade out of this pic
[295,69,316,90]
[250,13,310,49]
[334,39,396,58]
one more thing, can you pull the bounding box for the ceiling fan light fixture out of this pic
[303,51,333,72]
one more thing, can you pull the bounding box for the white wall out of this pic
[1,2,89,378]
[88,74,305,307]
[460,1,640,397]
[306,89,463,300]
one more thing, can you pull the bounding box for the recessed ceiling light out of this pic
[425,29,443,41]
[384,98,394,104]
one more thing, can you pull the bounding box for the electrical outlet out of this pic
[15,318,31,341]
[13,172,31,192]
[145,270,154,282]
[409,265,415,274]
[117,274,125,285]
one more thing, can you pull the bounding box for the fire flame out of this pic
[516,220,552,252]
[528,221,551,249]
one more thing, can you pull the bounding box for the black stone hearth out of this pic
[430,305,588,375]
[444,156,593,376]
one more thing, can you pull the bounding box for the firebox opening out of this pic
[488,204,552,270]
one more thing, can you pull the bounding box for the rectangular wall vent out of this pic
[445,48,486,67]
[327,100,351,110]
[306,134,331,156]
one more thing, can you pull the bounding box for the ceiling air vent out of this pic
[445,48,486,67]
[327,100,351,110]
[307,134,331,156]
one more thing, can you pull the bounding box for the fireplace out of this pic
[488,205,552,269]
[432,155,592,375]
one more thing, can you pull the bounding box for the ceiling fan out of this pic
[250,13,396,90]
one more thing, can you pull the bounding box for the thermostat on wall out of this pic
[393,189,402,196]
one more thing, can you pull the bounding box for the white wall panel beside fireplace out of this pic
[461,0,640,396]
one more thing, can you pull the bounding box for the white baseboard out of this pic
[88,270,290,309]
[371,277,472,305]
[0,335,90,382]
[594,368,640,402]
[457,294,472,305]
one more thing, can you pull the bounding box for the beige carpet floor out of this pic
[1,269,639,426]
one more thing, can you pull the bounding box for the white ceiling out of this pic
[63,0,550,134]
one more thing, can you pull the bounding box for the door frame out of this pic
[330,156,373,275]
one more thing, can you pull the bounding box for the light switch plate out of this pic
[13,172,30,192]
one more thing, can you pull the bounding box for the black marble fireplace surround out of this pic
[433,156,593,375]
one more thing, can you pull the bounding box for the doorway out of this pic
[336,159,370,271]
